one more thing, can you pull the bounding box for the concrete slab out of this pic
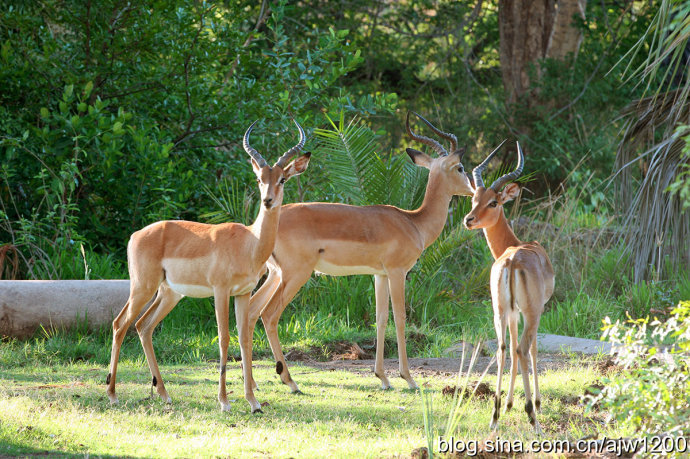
[0,280,135,338]
[448,333,613,356]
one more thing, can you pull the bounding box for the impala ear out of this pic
[498,182,520,204]
[283,152,311,180]
[406,148,432,169]
[251,158,263,177]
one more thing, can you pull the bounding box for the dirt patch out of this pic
[329,341,372,360]
[583,381,605,397]
[559,394,581,406]
[442,382,494,400]
[285,341,374,362]
[297,354,573,378]
[285,348,314,362]
[595,357,622,375]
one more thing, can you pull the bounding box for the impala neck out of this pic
[249,205,281,267]
[410,171,454,249]
[483,212,521,259]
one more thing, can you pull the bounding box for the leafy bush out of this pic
[587,301,690,446]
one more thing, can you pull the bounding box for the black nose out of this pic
[264,198,273,207]
[464,216,475,226]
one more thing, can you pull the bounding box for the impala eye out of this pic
[457,164,464,173]
[488,201,498,208]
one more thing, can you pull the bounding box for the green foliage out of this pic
[667,125,690,211]
[314,114,424,208]
[0,0,393,276]
[587,301,690,447]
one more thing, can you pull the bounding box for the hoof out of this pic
[489,420,499,431]
[220,403,232,412]
[504,400,513,413]
[252,408,264,414]
[292,389,304,395]
[381,385,392,391]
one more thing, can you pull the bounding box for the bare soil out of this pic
[286,345,577,379]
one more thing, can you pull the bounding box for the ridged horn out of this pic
[243,120,268,168]
[472,139,507,189]
[410,111,458,152]
[406,111,449,157]
[275,119,306,168]
[489,141,524,191]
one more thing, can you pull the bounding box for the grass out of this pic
[0,355,627,458]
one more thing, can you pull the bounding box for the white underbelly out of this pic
[166,281,214,298]
[314,259,385,276]
[230,280,258,296]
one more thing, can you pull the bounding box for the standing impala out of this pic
[106,120,311,413]
[248,112,475,393]
[464,142,554,433]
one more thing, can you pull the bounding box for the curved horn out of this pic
[243,120,269,168]
[472,138,507,188]
[275,119,306,168]
[410,111,458,152]
[489,140,524,191]
[406,111,448,157]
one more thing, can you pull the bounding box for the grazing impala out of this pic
[464,142,554,433]
[106,120,311,413]
[248,112,476,394]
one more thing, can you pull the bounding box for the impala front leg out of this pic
[374,275,391,389]
[235,293,262,413]
[388,271,418,390]
[214,288,233,412]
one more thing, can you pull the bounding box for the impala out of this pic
[106,120,311,413]
[463,142,554,433]
[248,112,475,394]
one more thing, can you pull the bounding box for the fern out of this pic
[201,178,258,225]
[314,113,426,209]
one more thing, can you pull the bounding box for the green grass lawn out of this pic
[0,356,628,458]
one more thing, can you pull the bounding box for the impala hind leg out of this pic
[135,283,183,403]
[490,314,508,430]
[517,318,541,433]
[235,293,263,413]
[259,268,312,393]
[374,275,391,389]
[388,271,417,390]
[504,313,519,413]
[107,284,159,404]
[531,336,541,413]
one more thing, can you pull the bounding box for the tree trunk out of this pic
[546,0,587,60]
[499,0,586,105]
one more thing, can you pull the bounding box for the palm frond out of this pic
[314,115,421,207]
[201,178,258,225]
[418,226,472,278]
[614,0,690,281]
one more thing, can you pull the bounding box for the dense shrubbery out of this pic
[587,301,690,448]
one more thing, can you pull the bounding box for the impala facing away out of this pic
[464,142,554,433]
[106,120,311,413]
[247,112,475,393]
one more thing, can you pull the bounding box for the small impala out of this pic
[248,112,475,394]
[106,120,311,413]
[464,142,554,433]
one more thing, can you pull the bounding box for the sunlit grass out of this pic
[0,357,625,458]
